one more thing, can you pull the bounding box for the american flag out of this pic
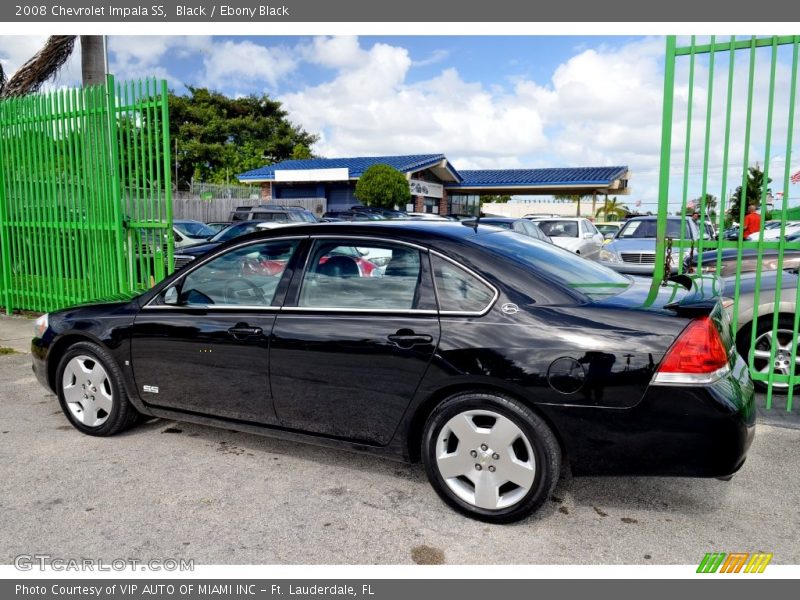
[791,170,800,184]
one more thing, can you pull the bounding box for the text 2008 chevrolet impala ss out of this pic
[32,221,755,523]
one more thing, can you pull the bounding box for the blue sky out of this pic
[1,35,799,211]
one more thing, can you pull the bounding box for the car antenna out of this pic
[473,211,482,232]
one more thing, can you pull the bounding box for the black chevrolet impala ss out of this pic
[31,221,755,523]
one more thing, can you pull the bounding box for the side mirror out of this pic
[163,285,180,305]
[604,232,615,240]
[583,232,594,239]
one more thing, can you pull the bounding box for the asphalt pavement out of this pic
[1,315,798,565]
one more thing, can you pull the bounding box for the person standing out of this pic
[742,204,761,239]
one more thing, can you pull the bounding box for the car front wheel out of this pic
[56,341,141,436]
[422,392,560,523]
[737,316,800,394]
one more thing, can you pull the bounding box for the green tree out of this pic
[291,143,313,160]
[554,193,589,217]
[169,87,318,189]
[729,165,771,220]
[595,196,629,221]
[354,164,411,209]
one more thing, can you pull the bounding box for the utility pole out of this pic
[80,36,108,86]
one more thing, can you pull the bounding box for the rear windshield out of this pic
[472,231,630,299]
[211,221,263,242]
[536,220,579,238]
[618,219,688,239]
[175,221,216,238]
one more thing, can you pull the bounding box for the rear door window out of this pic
[431,255,496,314]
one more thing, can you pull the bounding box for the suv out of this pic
[229,205,318,223]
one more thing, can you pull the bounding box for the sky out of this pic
[1,35,799,212]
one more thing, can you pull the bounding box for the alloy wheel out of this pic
[61,355,114,427]
[752,328,800,390]
[435,409,536,510]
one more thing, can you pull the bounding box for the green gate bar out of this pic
[654,35,800,409]
[0,75,173,315]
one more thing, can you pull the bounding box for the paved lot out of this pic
[1,315,799,565]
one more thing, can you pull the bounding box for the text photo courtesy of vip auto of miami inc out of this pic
[0,25,799,582]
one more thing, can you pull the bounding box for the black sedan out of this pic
[31,222,755,523]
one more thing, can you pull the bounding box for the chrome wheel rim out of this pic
[752,329,800,390]
[435,410,535,511]
[61,355,113,427]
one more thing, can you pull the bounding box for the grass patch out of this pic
[0,347,20,355]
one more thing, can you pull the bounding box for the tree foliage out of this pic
[354,164,411,209]
[729,165,771,220]
[554,193,588,217]
[169,87,318,188]
[595,196,629,220]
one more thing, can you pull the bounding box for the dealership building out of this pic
[238,154,630,216]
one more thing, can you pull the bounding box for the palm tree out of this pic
[595,196,629,221]
[0,35,104,98]
[554,193,589,217]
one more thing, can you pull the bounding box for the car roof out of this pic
[535,217,584,221]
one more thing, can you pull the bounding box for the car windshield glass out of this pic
[211,221,262,242]
[618,219,687,238]
[536,220,578,238]
[175,222,216,238]
[485,221,512,229]
[473,231,630,299]
[596,224,619,235]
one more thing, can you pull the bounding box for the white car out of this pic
[534,218,605,259]
[747,221,800,240]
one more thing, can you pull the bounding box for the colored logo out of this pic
[697,552,772,573]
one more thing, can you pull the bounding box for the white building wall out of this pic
[481,201,593,218]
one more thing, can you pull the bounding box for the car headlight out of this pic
[33,313,49,338]
[599,248,621,263]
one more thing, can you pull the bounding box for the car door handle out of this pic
[387,331,434,348]
[228,325,263,338]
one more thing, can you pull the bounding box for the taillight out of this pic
[652,316,730,385]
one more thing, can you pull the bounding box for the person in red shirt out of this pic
[742,204,761,239]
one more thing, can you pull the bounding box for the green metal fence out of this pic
[655,35,800,409]
[0,75,173,314]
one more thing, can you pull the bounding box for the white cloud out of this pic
[202,39,297,90]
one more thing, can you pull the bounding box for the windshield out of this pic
[618,219,689,239]
[596,224,619,235]
[211,221,264,242]
[536,220,579,238]
[473,230,630,299]
[175,221,216,238]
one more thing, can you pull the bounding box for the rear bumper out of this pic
[541,353,755,478]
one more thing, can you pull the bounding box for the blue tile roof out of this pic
[238,154,461,181]
[450,166,628,188]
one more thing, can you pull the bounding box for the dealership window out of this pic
[423,198,439,214]
[449,194,481,217]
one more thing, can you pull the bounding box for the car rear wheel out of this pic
[422,392,560,523]
[737,316,800,394]
[56,341,141,436]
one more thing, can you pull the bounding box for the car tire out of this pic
[422,392,560,523]
[736,315,800,394]
[55,341,141,436]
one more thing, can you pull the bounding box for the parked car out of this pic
[32,221,754,523]
[534,218,604,258]
[229,205,318,223]
[599,216,701,275]
[747,221,800,240]
[172,220,269,269]
[204,221,231,234]
[727,268,799,393]
[172,219,217,248]
[595,222,624,241]
[469,217,553,244]
[404,212,449,221]
[686,247,800,277]
[323,210,384,221]
[349,205,409,219]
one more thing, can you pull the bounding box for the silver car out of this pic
[598,216,700,275]
[534,218,604,258]
[730,269,799,393]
